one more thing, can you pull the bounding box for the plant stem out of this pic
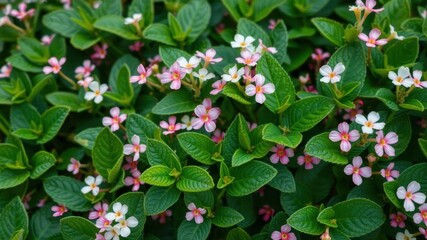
[59,71,78,90]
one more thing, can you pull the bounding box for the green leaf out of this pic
[109,64,134,104]
[74,127,103,150]
[226,227,251,240]
[227,160,277,197]
[143,23,177,46]
[288,206,325,235]
[94,15,140,40]
[0,197,28,239]
[141,165,176,187]
[177,0,211,44]
[0,144,21,166]
[374,0,410,30]
[184,191,214,209]
[12,129,39,140]
[305,132,348,164]
[419,138,427,158]
[152,90,197,115]
[17,37,49,64]
[177,219,211,240]
[221,0,241,22]
[44,176,92,212]
[237,114,251,151]
[43,10,82,38]
[211,206,244,228]
[30,151,56,179]
[359,85,399,111]
[282,95,335,132]
[257,54,295,113]
[60,216,98,240]
[177,132,216,165]
[10,103,42,132]
[262,123,302,148]
[382,114,411,159]
[0,168,30,189]
[159,46,192,67]
[126,114,160,145]
[46,92,88,112]
[70,31,101,50]
[317,207,337,227]
[108,192,146,239]
[144,185,181,215]
[311,18,345,46]
[222,115,241,165]
[384,37,419,68]
[269,165,296,193]
[38,106,70,144]
[147,139,182,171]
[222,84,251,105]
[92,128,124,182]
[169,13,186,42]
[400,98,424,111]
[6,54,43,73]
[176,166,215,192]
[270,20,290,64]
[252,0,286,22]
[129,0,154,26]
[327,198,385,237]
[279,0,329,16]
[29,205,61,240]
[237,19,271,45]
[95,0,122,16]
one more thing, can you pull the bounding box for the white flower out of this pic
[221,65,244,83]
[395,230,415,240]
[104,226,121,240]
[397,181,426,212]
[124,13,142,25]
[230,34,255,49]
[192,68,215,81]
[355,111,385,134]
[181,115,195,130]
[176,56,201,73]
[81,175,103,196]
[105,202,129,222]
[389,25,404,40]
[84,82,108,104]
[319,63,345,83]
[114,216,139,237]
[388,66,412,87]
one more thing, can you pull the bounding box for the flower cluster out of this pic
[95,202,139,239]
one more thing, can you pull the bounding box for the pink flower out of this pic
[389,212,407,228]
[380,162,399,181]
[258,205,274,222]
[0,64,12,78]
[160,116,182,135]
[129,41,144,52]
[123,135,147,161]
[10,3,35,20]
[413,203,427,225]
[191,103,221,133]
[89,202,109,220]
[151,210,173,224]
[102,107,127,132]
[270,145,294,164]
[202,98,213,111]
[196,49,223,66]
[344,156,372,185]
[268,19,279,30]
[245,74,275,104]
[343,108,363,121]
[356,0,384,13]
[176,56,201,73]
[41,34,55,45]
[375,131,398,157]
[91,43,108,60]
[329,122,360,152]
[130,64,152,84]
[75,60,95,78]
[77,76,93,88]
[43,57,66,74]
[123,156,138,173]
[299,73,310,85]
[397,181,427,212]
[51,205,68,217]
[185,203,206,224]
[22,192,32,210]
[37,198,46,208]
[297,153,320,170]
[124,170,143,191]
[210,80,226,95]
[211,129,225,143]
[60,0,71,9]
[96,217,112,232]
[411,70,427,88]
[358,28,388,48]
[311,48,330,62]
[159,62,186,90]
[247,122,257,131]
[67,158,81,175]
[242,66,254,83]
[256,39,277,54]
[236,49,261,66]
[271,224,296,240]
[420,227,427,239]
[148,55,162,67]
[95,233,106,240]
